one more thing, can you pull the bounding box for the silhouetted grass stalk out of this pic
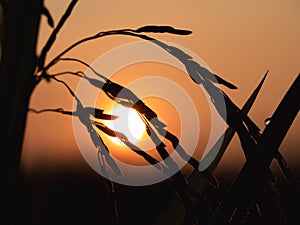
[154,71,268,225]
[208,74,300,225]
[25,1,298,223]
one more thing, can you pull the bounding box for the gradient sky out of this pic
[21,0,300,178]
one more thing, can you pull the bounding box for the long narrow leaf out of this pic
[154,72,268,225]
[38,0,78,70]
[208,74,300,225]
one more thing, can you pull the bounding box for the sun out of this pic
[104,106,146,145]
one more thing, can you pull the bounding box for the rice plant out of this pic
[0,1,298,225]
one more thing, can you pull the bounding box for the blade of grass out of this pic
[38,0,78,70]
[208,73,300,225]
[154,71,268,225]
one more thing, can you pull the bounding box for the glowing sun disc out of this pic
[104,106,146,145]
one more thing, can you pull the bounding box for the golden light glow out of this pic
[21,1,300,173]
[94,62,210,166]
[104,106,146,145]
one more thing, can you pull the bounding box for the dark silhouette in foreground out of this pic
[1,0,298,224]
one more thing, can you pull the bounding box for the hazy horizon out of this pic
[21,0,299,178]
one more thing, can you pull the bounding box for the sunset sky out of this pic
[21,0,299,179]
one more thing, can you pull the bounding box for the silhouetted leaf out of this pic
[156,43,237,89]
[86,77,105,89]
[165,45,193,60]
[208,75,300,225]
[38,0,78,71]
[94,122,117,137]
[97,110,118,120]
[94,121,164,171]
[135,25,192,35]
[103,80,124,99]
[85,107,118,120]
[185,58,237,89]
[222,93,261,142]
[214,74,238,89]
[103,80,166,128]
[96,139,123,177]
[236,124,257,158]
[155,73,268,225]
[74,102,123,177]
[134,101,166,128]
[42,6,54,28]
[84,107,103,115]
[138,112,152,136]
[275,152,300,186]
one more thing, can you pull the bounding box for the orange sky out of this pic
[21,0,300,178]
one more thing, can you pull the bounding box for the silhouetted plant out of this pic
[1,1,298,225]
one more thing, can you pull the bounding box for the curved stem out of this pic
[51,70,84,78]
[28,108,73,115]
[42,29,136,72]
[58,57,108,81]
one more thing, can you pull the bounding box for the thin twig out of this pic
[28,108,72,115]
[38,0,78,70]
[58,57,108,81]
[50,70,84,78]
[41,29,133,72]
[52,76,75,97]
